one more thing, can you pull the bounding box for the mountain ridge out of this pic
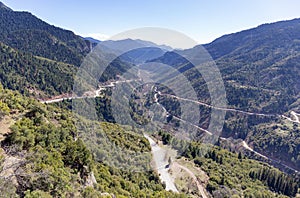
[0,2,299,197]
[0,2,91,65]
[0,1,11,11]
[148,17,300,172]
[203,17,300,59]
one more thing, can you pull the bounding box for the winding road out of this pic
[144,134,210,197]
[159,93,300,125]
[241,141,268,160]
[172,115,212,136]
[39,80,300,183]
[154,89,299,174]
[291,111,300,123]
[40,79,137,104]
[281,111,300,124]
[160,93,278,117]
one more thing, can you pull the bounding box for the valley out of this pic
[0,1,299,197]
[35,70,300,195]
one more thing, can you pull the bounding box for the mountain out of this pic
[151,18,300,114]
[101,38,172,52]
[100,38,172,64]
[0,2,134,96]
[84,37,101,44]
[120,46,167,64]
[0,1,11,11]
[0,2,299,196]
[203,18,300,60]
[83,37,100,49]
[0,2,91,66]
[134,39,173,51]
[0,40,134,97]
[149,18,300,171]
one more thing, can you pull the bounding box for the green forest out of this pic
[0,84,185,197]
[0,2,300,197]
[158,131,299,197]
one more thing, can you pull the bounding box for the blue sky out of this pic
[2,0,300,44]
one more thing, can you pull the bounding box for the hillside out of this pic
[0,42,75,97]
[1,84,298,197]
[0,2,299,197]
[0,2,90,66]
[204,18,300,60]
[0,84,186,197]
[0,2,136,98]
[0,41,135,98]
[148,18,300,171]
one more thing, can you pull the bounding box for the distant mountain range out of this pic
[98,38,172,64]
[100,38,172,52]
[84,37,101,44]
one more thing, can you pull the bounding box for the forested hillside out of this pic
[0,2,135,98]
[0,41,135,98]
[149,18,300,171]
[0,42,75,97]
[0,1,299,197]
[0,3,90,66]
[0,84,186,197]
[1,83,297,197]
[157,131,299,197]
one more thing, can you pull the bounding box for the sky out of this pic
[2,0,300,46]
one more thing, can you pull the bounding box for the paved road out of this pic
[144,134,178,193]
[40,80,137,104]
